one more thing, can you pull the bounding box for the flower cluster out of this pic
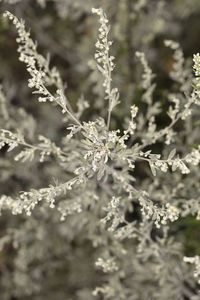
[3,11,81,127]
[138,193,179,228]
[136,51,155,90]
[92,7,119,128]
[184,256,200,284]
[0,129,66,162]
[95,257,118,273]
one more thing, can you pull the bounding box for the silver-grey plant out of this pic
[0,4,200,300]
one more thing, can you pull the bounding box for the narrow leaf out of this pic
[149,162,156,176]
[168,149,176,160]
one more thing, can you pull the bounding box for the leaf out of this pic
[7,142,18,152]
[187,143,199,149]
[97,64,105,74]
[167,106,174,120]
[168,149,176,160]
[149,162,156,176]
[97,165,105,180]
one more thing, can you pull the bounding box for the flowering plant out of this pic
[0,3,200,300]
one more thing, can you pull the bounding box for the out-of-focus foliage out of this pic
[0,1,200,300]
